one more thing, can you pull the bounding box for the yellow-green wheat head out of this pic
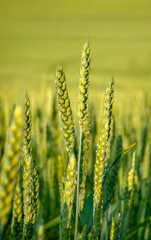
[55,65,76,154]
[32,159,39,225]
[12,168,23,240]
[23,94,32,156]
[23,94,34,239]
[80,114,91,210]
[127,152,138,206]
[78,41,91,127]
[0,106,23,228]
[59,153,77,239]
[94,78,114,210]
[57,153,67,198]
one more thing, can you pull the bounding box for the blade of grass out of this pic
[103,143,136,184]
[126,217,151,239]
[44,216,60,230]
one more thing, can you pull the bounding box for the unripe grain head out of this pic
[77,41,91,127]
[0,106,23,229]
[55,65,76,154]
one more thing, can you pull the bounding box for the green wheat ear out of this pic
[23,94,34,239]
[127,152,138,206]
[0,106,23,231]
[59,153,77,240]
[12,165,23,240]
[92,78,114,237]
[32,159,39,225]
[94,78,114,209]
[77,41,91,127]
[55,65,76,154]
[57,152,67,200]
[74,41,91,239]
[80,113,91,210]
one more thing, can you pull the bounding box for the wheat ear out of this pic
[0,107,22,234]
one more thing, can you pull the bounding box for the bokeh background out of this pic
[0,2,151,239]
[0,0,151,110]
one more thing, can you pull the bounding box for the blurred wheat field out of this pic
[0,1,151,240]
[0,0,151,104]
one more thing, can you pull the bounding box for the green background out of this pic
[0,0,151,105]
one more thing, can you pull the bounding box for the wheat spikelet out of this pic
[77,41,91,127]
[55,65,76,154]
[75,42,91,239]
[0,106,22,230]
[94,78,114,210]
[92,78,114,238]
[127,152,138,206]
[80,113,91,210]
[57,152,67,200]
[23,95,34,239]
[32,159,39,225]
[63,153,76,225]
[107,115,116,161]
[11,166,23,240]
[59,153,76,239]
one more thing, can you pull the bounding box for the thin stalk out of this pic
[44,216,60,230]
[75,126,82,240]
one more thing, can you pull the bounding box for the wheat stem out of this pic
[75,126,82,240]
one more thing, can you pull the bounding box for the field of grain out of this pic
[0,0,151,240]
